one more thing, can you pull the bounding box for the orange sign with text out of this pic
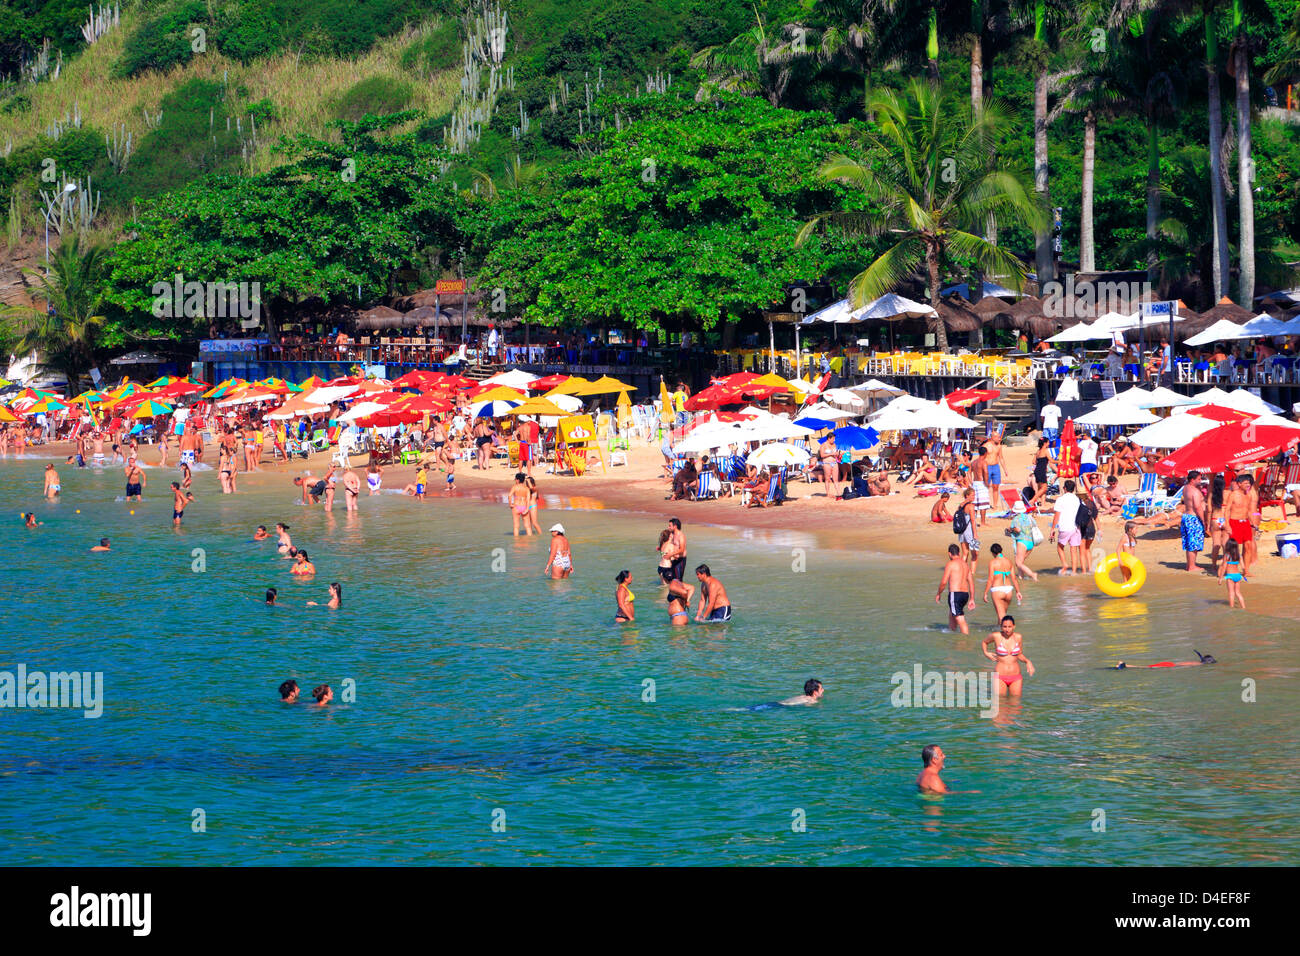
[434,279,467,294]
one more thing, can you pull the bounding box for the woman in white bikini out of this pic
[366,463,383,495]
[981,543,1021,623]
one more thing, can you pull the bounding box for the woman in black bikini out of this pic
[1031,438,1052,507]
[667,591,689,626]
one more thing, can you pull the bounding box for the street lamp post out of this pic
[45,182,78,273]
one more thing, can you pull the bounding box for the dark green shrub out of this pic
[336,76,416,123]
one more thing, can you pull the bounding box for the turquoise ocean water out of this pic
[0,455,1296,865]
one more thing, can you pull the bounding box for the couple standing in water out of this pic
[508,473,542,536]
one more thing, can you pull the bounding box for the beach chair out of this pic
[369,437,394,466]
[1267,462,1300,520]
[1124,472,1160,515]
[1145,484,1183,517]
[308,428,330,453]
[331,434,353,467]
[284,435,310,460]
[1258,464,1288,519]
[692,471,719,501]
[996,488,1021,516]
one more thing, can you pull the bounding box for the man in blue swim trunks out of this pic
[693,564,732,622]
[1179,470,1207,572]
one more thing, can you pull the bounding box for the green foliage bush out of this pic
[117,1,208,78]
[336,76,417,123]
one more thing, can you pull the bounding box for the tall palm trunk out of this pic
[972,1,996,246]
[1206,10,1230,301]
[1033,69,1053,286]
[1232,2,1255,307]
[1080,108,1096,272]
[1145,120,1160,272]
[1032,0,1053,286]
[928,242,949,351]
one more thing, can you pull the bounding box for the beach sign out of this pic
[558,415,596,444]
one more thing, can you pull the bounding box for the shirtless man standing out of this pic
[1180,471,1208,572]
[935,543,974,634]
[1225,474,1259,574]
[171,481,195,526]
[508,472,531,536]
[124,459,146,501]
[987,433,1007,507]
[971,445,991,527]
[693,564,733,622]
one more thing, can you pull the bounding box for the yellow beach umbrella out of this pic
[0,404,18,422]
[751,372,792,389]
[26,397,69,414]
[575,375,634,396]
[474,385,529,403]
[131,399,175,418]
[146,375,178,388]
[659,378,674,423]
[299,375,325,390]
[510,397,571,418]
[548,376,593,396]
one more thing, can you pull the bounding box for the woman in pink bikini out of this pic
[981,614,1034,696]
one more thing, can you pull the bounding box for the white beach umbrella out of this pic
[1184,319,1258,346]
[672,423,746,454]
[483,367,539,389]
[304,385,360,405]
[339,401,388,423]
[1045,321,1105,343]
[545,392,584,413]
[868,394,936,417]
[857,292,937,321]
[907,404,981,430]
[1075,398,1159,426]
[748,442,812,467]
[1249,414,1300,431]
[1193,386,1235,403]
[800,298,864,325]
[801,402,856,420]
[849,378,905,399]
[1219,389,1283,415]
[1129,414,1219,449]
[787,377,819,395]
[1115,385,1200,409]
[821,387,865,407]
[736,418,814,443]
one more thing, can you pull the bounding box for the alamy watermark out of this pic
[0,664,103,718]
[891,664,999,719]
[1042,276,1154,319]
[151,272,261,329]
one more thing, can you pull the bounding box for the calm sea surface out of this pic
[0,454,1296,865]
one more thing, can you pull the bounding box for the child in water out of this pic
[1118,521,1138,581]
[1218,538,1246,609]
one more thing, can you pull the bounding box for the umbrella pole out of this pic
[795,325,801,380]
[769,320,775,375]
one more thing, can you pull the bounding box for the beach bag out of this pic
[952,506,969,536]
[1030,522,1045,546]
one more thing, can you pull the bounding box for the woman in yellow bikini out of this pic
[614,570,635,623]
[982,614,1034,696]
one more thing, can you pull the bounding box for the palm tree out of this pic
[1229,0,1254,306]
[797,81,1045,349]
[691,12,831,107]
[0,235,107,387]
[470,154,541,200]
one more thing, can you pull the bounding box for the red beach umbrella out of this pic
[396,393,453,414]
[1152,423,1300,476]
[528,374,570,391]
[1057,418,1080,478]
[1185,404,1254,424]
[357,408,422,428]
[944,387,1000,410]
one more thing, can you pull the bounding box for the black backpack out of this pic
[953,505,969,536]
[1078,497,1098,540]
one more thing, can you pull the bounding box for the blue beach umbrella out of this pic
[472,399,521,418]
[824,425,880,451]
[793,416,835,432]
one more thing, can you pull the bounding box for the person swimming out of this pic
[90,538,111,552]
[279,679,299,702]
[266,587,279,605]
[780,679,825,706]
[253,525,270,541]
[1111,650,1217,669]
[311,684,332,706]
[307,582,343,609]
[291,549,316,576]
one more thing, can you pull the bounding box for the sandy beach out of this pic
[50,431,1297,614]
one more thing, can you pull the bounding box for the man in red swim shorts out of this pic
[1225,473,1259,573]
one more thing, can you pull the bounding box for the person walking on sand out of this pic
[1225,473,1259,575]
[987,432,1006,505]
[509,472,531,536]
[1180,470,1208,572]
[1049,479,1084,575]
[936,543,974,635]
[544,523,573,579]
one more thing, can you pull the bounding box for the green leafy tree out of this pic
[475,94,880,334]
[1,235,107,387]
[798,80,1045,350]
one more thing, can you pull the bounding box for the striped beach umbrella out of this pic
[131,399,175,418]
[472,399,522,418]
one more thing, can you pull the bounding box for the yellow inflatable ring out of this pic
[1094,553,1146,598]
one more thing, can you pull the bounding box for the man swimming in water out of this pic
[254,525,270,540]
[1112,650,1216,669]
[694,564,732,622]
[279,679,298,702]
[90,538,111,552]
[781,679,825,706]
[935,544,974,635]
